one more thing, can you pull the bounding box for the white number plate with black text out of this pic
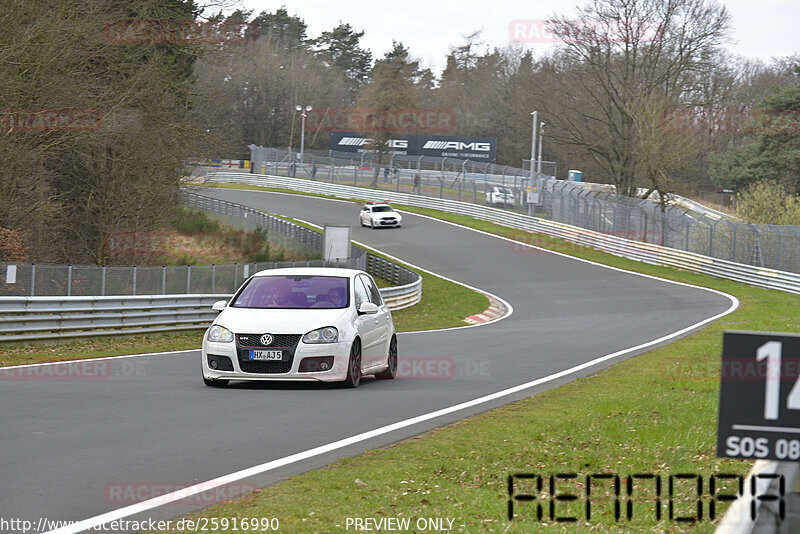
[249,350,283,361]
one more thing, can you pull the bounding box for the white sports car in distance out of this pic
[360,201,402,228]
[485,186,516,207]
[202,267,397,388]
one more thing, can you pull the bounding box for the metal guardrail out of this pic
[0,195,422,342]
[1,276,419,343]
[0,295,229,342]
[185,190,421,310]
[183,190,328,258]
[207,172,800,297]
[237,146,800,274]
[571,180,738,221]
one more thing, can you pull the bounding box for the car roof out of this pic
[251,267,365,279]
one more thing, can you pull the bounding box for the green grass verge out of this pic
[0,331,205,368]
[143,182,800,533]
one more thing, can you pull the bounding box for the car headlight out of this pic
[207,325,233,343]
[302,326,339,344]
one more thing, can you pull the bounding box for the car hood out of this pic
[215,307,350,334]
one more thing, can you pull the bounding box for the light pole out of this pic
[530,111,538,181]
[296,105,312,163]
[537,121,545,174]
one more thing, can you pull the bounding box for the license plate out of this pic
[249,350,283,361]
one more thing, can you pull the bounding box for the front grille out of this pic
[240,360,293,373]
[236,333,300,374]
[380,217,398,225]
[236,334,301,348]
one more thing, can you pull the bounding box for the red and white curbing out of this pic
[464,294,508,325]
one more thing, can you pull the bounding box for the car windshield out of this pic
[231,275,349,309]
[371,205,393,212]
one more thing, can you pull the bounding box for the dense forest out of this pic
[1,0,798,263]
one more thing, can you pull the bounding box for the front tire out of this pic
[343,339,362,388]
[376,335,397,380]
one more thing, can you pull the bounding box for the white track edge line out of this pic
[45,293,737,534]
[44,188,741,534]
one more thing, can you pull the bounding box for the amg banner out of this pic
[417,134,496,161]
[330,132,414,156]
[330,132,496,162]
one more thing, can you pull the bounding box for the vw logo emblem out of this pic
[260,334,273,346]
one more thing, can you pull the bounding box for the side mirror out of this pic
[211,300,227,312]
[358,302,379,314]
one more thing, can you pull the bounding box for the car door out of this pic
[359,274,390,371]
[352,275,379,363]
[360,206,370,226]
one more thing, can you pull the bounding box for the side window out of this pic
[353,277,370,308]
[360,275,383,306]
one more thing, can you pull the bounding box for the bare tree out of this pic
[538,0,731,196]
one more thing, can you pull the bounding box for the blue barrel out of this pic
[568,169,582,182]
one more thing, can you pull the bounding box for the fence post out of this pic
[132,265,137,295]
[101,265,106,296]
[67,265,72,296]
[162,266,166,295]
[187,265,191,294]
[233,262,238,291]
[211,264,215,293]
[708,220,715,257]
[30,263,35,296]
[683,216,690,250]
[773,225,783,269]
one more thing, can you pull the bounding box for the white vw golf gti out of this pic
[202,267,397,388]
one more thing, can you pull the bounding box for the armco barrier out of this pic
[0,294,229,342]
[1,273,419,343]
[205,172,800,296]
[0,191,421,341]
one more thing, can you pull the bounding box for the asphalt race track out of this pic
[0,187,736,531]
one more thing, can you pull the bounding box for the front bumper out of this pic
[202,338,351,382]
[373,217,401,227]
